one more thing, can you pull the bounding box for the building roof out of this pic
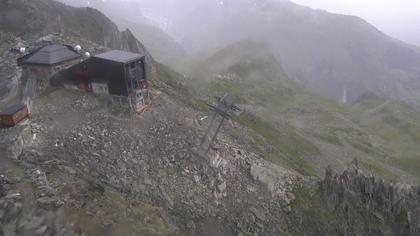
[93,50,144,64]
[18,44,81,66]
[0,104,26,116]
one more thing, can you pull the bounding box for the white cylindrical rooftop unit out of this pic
[74,45,82,52]
[84,52,91,58]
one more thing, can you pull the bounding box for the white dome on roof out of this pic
[19,47,26,54]
[84,52,91,58]
[74,45,82,52]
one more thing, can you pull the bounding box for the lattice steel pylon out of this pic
[198,94,240,156]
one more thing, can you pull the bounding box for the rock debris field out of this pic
[0,88,301,236]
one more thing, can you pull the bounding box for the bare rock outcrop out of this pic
[0,125,32,160]
[322,165,420,236]
[250,161,300,202]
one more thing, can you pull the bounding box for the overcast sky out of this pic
[291,0,420,46]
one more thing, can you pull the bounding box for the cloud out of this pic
[290,0,420,45]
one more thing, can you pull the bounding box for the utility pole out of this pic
[198,94,240,156]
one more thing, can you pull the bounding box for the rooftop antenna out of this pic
[197,93,240,156]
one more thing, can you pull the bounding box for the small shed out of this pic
[0,104,30,128]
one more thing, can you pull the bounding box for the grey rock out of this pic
[217,181,227,193]
[250,207,266,222]
[20,216,46,230]
[4,192,22,201]
[37,195,63,210]
[0,196,22,222]
[35,225,48,235]
[0,175,10,197]
[250,162,299,200]
[0,125,32,160]
[36,34,55,43]
[322,165,420,236]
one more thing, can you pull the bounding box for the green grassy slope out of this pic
[176,40,420,181]
[351,93,420,178]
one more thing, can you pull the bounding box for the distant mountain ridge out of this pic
[110,17,187,66]
[0,0,149,56]
[149,0,420,109]
[57,0,187,65]
[187,39,420,183]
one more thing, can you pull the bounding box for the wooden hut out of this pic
[0,104,30,128]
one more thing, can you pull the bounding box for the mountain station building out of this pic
[59,50,149,112]
[14,44,83,118]
[18,44,82,94]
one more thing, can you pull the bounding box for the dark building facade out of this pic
[51,49,150,111]
[87,50,149,111]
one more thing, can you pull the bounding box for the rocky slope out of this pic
[0,1,302,235]
[0,33,22,108]
[57,0,187,65]
[2,0,420,235]
[322,164,420,235]
[0,54,305,235]
[0,0,150,59]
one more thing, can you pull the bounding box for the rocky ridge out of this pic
[322,164,420,235]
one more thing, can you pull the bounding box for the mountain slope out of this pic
[3,1,420,235]
[56,0,187,65]
[184,40,420,181]
[0,0,148,57]
[158,0,420,109]
[351,92,420,177]
[111,17,187,65]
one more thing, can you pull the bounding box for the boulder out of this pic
[250,162,299,201]
[0,125,32,160]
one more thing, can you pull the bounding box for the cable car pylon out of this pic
[196,94,240,157]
